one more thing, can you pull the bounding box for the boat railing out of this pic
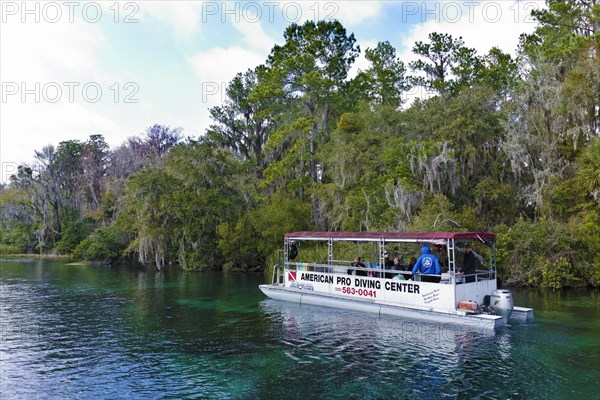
[285,261,348,274]
[331,259,354,265]
[271,250,285,285]
[278,261,496,285]
[284,261,410,280]
[441,270,495,284]
[474,270,495,279]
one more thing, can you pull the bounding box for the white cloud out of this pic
[1,18,103,82]
[332,1,384,25]
[139,1,207,40]
[235,14,278,52]
[0,12,108,179]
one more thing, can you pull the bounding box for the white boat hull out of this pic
[260,284,509,331]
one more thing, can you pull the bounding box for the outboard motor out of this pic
[490,289,513,323]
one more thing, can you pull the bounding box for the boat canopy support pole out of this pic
[491,241,497,276]
[284,237,290,270]
[328,238,333,265]
[448,238,456,285]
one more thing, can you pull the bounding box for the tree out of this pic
[208,68,276,175]
[410,32,483,95]
[502,0,600,216]
[352,41,408,107]
[521,0,600,66]
[108,136,152,179]
[218,194,311,270]
[81,134,108,213]
[120,140,244,269]
[263,20,360,186]
[145,124,182,162]
[520,0,600,140]
[0,185,37,253]
[577,138,600,201]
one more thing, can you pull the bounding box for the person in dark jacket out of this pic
[459,245,477,283]
[383,251,395,278]
[411,246,441,283]
[351,256,368,276]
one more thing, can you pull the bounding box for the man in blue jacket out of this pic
[412,246,442,283]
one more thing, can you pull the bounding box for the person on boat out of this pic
[407,256,417,271]
[412,246,441,283]
[383,251,394,278]
[390,257,402,279]
[351,256,368,276]
[458,245,477,283]
[435,244,448,271]
[402,257,417,280]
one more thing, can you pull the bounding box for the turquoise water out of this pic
[1,260,598,399]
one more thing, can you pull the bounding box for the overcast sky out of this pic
[0,0,545,182]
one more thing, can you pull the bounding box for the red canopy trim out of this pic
[284,231,496,241]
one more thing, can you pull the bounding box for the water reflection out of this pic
[259,300,541,399]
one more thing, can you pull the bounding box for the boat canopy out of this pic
[285,231,496,243]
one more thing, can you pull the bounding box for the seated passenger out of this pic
[383,251,394,278]
[350,256,368,276]
[411,246,441,283]
[390,257,402,279]
[435,244,448,271]
[403,257,417,280]
[407,257,417,272]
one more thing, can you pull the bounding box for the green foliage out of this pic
[54,210,95,254]
[542,175,588,219]
[249,195,312,260]
[577,138,600,202]
[575,209,600,286]
[410,32,484,95]
[260,19,360,202]
[474,178,519,226]
[0,223,35,253]
[0,187,37,253]
[521,0,600,63]
[119,140,244,270]
[217,216,263,271]
[208,67,274,174]
[351,41,408,107]
[407,194,483,232]
[0,244,22,254]
[217,194,311,271]
[73,224,130,263]
[540,256,579,289]
[496,213,597,288]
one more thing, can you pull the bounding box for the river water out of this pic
[0,260,598,399]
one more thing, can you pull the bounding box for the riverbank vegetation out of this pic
[1,1,599,288]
